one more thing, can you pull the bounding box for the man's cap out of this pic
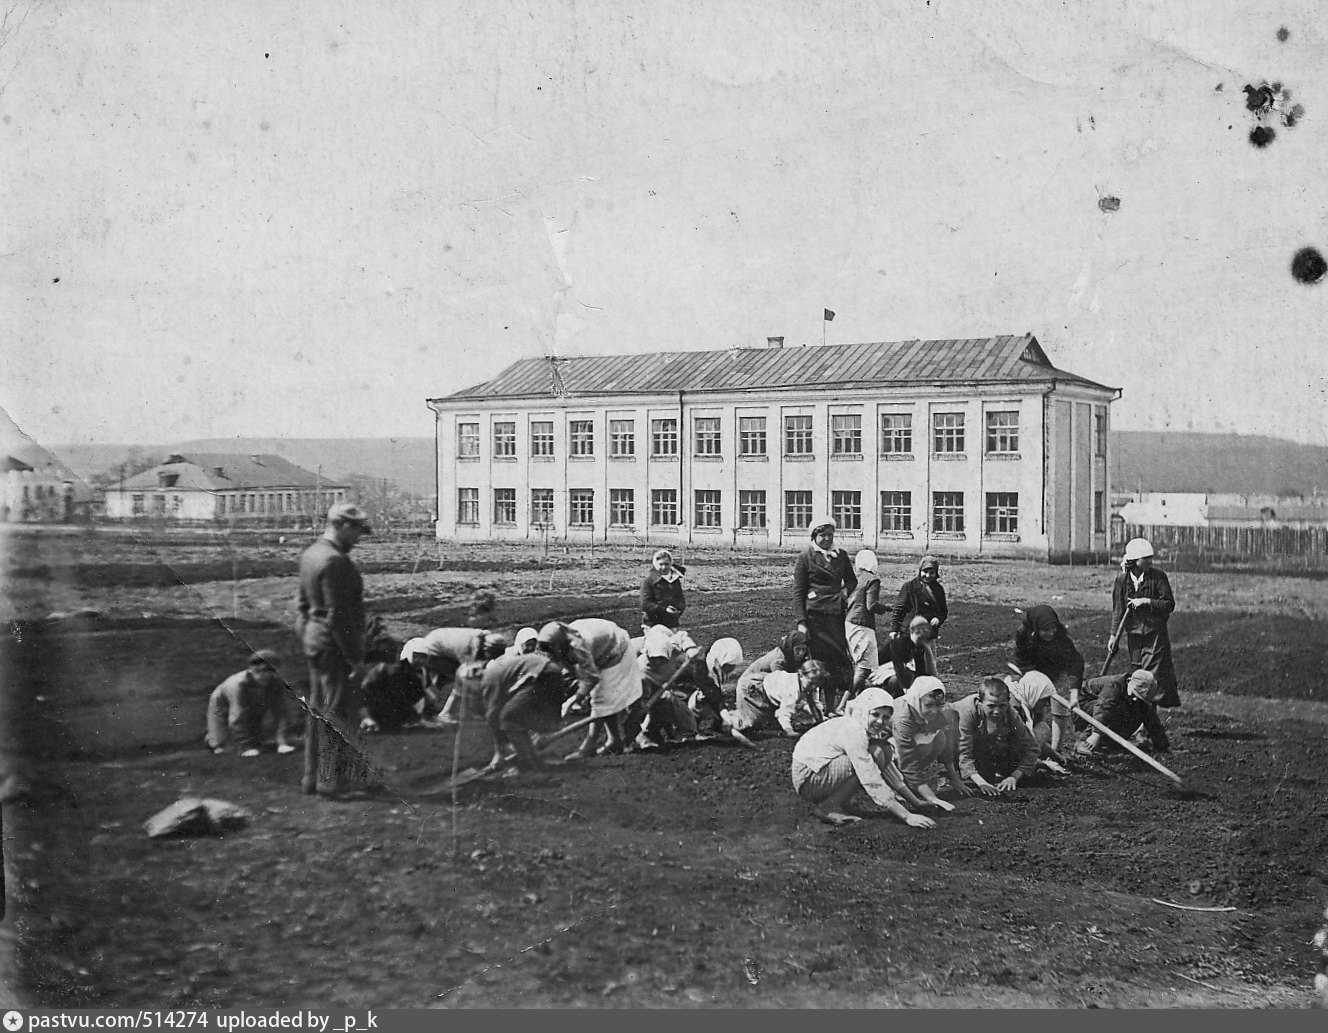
[327,502,372,531]
[248,649,280,668]
[1128,669,1162,701]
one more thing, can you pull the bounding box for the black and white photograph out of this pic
[3,0,1328,1010]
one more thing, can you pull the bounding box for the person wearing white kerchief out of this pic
[1009,671,1070,774]
[844,549,888,702]
[790,687,938,828]
[891,676,970,810]
[539,618,644,760]
[505,627,540,657]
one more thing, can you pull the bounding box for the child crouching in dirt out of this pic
[952,677,1042,797]
[790,687,938,828]
[891,677,971,810]
[723,660,830,740]
[482,651,572,772]
[1074,669,1170,757]
[205,651,298,757]
[1007,671,1071,775]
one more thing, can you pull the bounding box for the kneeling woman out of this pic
[891,676,971,810]
[789,687,938,829]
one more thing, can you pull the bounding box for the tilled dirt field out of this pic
[3,529,1327,1008]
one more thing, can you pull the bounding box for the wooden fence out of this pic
[1116,523,1328,574]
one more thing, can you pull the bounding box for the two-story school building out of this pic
[428,334,1119,561]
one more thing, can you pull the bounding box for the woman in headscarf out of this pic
[704,638,744,698]
[792,516,857,713]
[504,627,540,657]
[1012,604,1084,752]
[890,555,949,639]
[1008,671,1070,774]
[891,676,970,811]
[537,618,643,760]
[734,629,810,702]
[789,687,938,828]
[844,549,888,701]
[1111,537,1180,708]
[640,548,687,631]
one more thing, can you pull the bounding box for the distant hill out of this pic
[53,437,436,497]
[1112,432,1328,496]
[43,430,1328,500]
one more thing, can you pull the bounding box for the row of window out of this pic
[459,411,1086,460]
[457,488,1108,535]
[131,492,346,516]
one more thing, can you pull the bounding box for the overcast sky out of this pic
[3,0,1325,450]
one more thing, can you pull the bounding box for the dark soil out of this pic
[3,534,1326,1008]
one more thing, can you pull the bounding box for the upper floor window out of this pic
[569,420,594,457]
[609,420,635,457]
[530,421,554,457]
[784,415,813,456]
[493,421,516,457]
[933,413,965,454]
[694,417,722,456]
[457,422,480,457]
[831,414,862,455]
[738,417,767,456]
[651,418,679,457]
[985,411,1019,454]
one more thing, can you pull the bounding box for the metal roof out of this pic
[436,334,1116,402]
[111,453,346,492]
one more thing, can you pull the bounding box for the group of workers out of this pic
[203,504,1180,817]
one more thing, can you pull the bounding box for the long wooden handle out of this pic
[1053,690,1182,785]
[1100,610,1130,676]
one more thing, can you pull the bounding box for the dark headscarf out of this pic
[779,629,811,670]
[1022,605,1062,635]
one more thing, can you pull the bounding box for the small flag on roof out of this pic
[823,309,835,321]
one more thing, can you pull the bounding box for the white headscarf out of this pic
[846,686,895,729]
[706,638,744,683]
[1009,671,1055,712]
[854,549,879,573]
[642,623,676,660]
[901,675,947,719]
[400,637,427,663]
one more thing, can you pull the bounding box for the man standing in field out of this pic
[296,502,372,797]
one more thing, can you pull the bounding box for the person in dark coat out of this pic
[483,652,571,772]
[890,555,949,639]
[1013,604,1085,751]
[640,549,687,630]
[792,516,857,712]
[1111,538,1180,708]
[1074,669,1169,756]
[952,677,1041,796]
[871,616,937,697]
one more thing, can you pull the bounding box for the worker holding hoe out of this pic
[1111,538,1180,709]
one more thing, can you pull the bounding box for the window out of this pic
[985,411,1020,454]
[1095,490,1106,534]
[609,489,635,527]
[831,414,862,455]
[1095,410,1108,457]
[609,420,635,457]
[880,413,913,454]
[933,413,965,454]
[569,489,594,526]
[531,421,554,457]
[457,488,479,525]
[832,490,862,531]
[784,415,813,456]
[932,491,965,533]
[131,494,145,516]
[738,490,767,529]
[739,416,767,456]
[493,488,517,524]
[784,490,813,531]
[694,417,721,456]
[651,489,678,526]
[493,421,516,457]
[985,492,1019,535]
[569,420,594,457]
[880,491,912,532]
[458,422,480,457]
[531,489,554,526]
[694,489,722,528]
[651,418,678,457]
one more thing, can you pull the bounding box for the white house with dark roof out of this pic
[102,453,348,525]
[427,335,1119,561]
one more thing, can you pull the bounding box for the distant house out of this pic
[1115,491,1328,531]
[1,453,93,523]
[102,453,348,525]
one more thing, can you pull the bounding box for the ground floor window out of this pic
[609,488,635,527]
[831,490,862,531]
[531,489,555,526]
[985,492,1018,534]
[493,488,517,525]
[880,491,911,532]
[569,489,595,526]
[457,488,480,525]
[932,491,964,533]
[738,490,767,529]
[651,489,678,526]
[694,489,722,528]
[784,490,812,531]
